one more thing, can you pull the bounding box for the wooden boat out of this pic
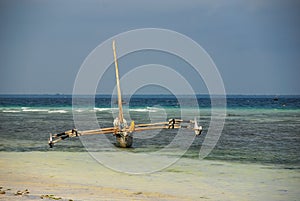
[48,40,203,148]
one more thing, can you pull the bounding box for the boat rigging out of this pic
[48,40,203,148]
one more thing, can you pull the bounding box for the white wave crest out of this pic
[129,108,149,112]
[2,110,21,113]
[48,110,68,114]
[146,107,164,112]
[22,107,49,112]
[94,107,113,112]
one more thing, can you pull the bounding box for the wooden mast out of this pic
[112,40,124,124]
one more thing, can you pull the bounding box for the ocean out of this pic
[0,95,299,169]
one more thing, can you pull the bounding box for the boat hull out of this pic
[115,134,133,148]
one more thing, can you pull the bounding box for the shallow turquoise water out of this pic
[0,95,299,168]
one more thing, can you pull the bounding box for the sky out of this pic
[0,0,299,95]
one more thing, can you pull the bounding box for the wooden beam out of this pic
[112,40,124,123]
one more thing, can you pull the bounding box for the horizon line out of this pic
[0,93,300,96]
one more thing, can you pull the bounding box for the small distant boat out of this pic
[273,97,279,101]
[48,40,203,148]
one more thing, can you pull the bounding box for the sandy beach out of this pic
[0,151,299,201]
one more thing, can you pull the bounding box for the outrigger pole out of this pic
[48,40,203,148]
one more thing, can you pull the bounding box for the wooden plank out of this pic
[77,127,115,133]
[135,119,183,127]
[134,125,181,132]
[80,128,116,135]
[135,122,169,127]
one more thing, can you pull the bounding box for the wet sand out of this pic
[0,152,299,200]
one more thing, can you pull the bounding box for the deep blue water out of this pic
[0,95,299,167]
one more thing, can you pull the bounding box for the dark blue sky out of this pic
[0,0,299,95]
